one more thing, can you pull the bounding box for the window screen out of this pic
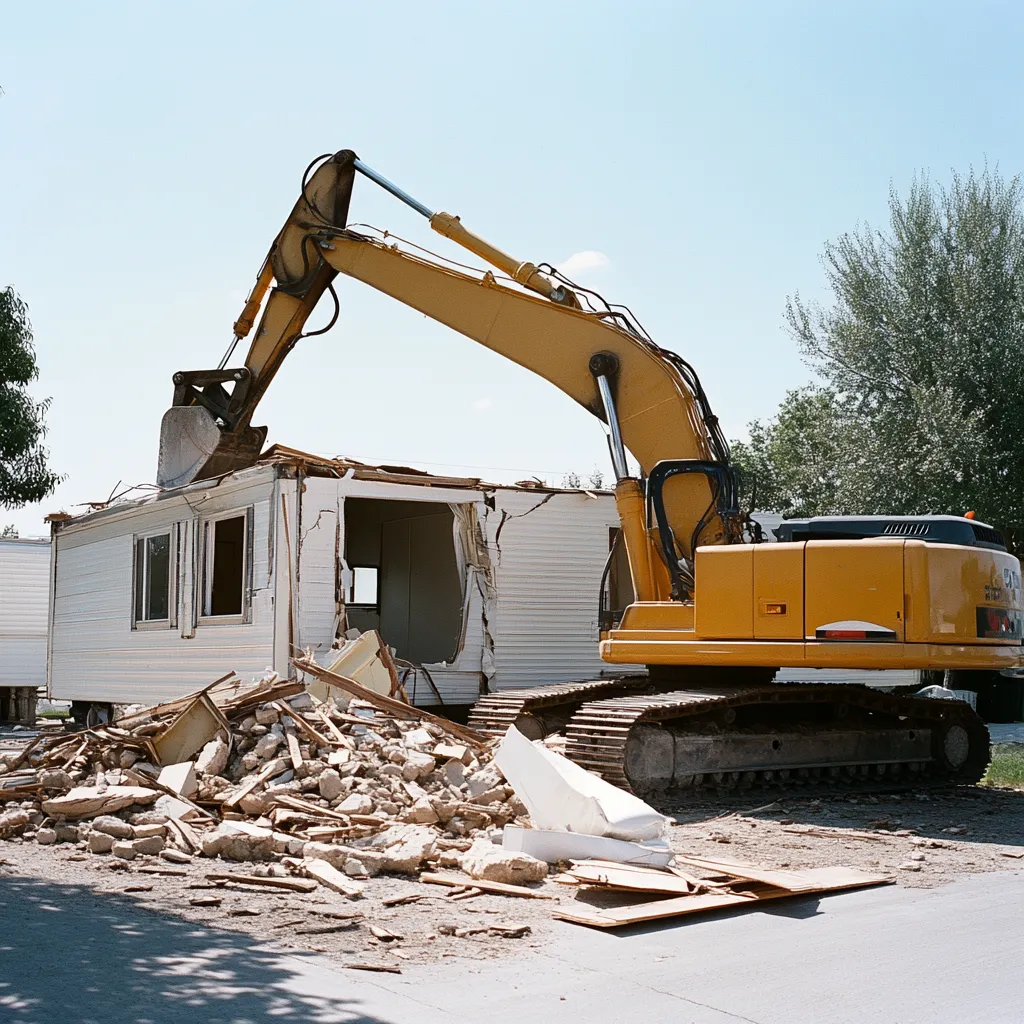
[134,533,171,622]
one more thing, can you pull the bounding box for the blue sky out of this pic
[2,1,1021,533]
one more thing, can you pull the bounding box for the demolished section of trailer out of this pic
[46,446,637,713]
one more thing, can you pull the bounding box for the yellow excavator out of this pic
[158,149,1023,795]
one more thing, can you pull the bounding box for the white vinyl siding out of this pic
[49,470,277,705]
[484,490,643,689]
[0,539,50,689]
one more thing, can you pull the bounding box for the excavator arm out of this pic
[158,150,743,601]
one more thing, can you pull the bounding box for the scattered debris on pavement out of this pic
[2,664,1023,962]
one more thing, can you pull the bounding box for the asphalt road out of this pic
[1,868,1021,1024]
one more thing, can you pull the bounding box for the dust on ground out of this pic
[3,783,1024,968]
[660,784,1024,887]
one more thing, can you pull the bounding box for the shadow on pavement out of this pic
[0,875,393,1024]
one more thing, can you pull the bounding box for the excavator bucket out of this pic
[157,405,268,489]
[157,406,225,490]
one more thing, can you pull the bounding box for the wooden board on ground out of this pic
[206,873,318,893]
[553,866,893,929]
[303,857,365,897]
[672,856,892,894]
[566,861,694,896]
[420,872,557,900]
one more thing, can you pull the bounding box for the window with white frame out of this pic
[201,510,250,619]
[133,531,174,626]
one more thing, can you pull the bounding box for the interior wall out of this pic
[343,498,464,665]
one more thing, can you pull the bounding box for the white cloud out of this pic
[471,397,493,413]
[556,250,611,276]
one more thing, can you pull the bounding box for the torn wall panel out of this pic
[48,448,641,709]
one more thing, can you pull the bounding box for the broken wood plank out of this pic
[781,825,885,843]
[382,891,423,907]
[61,739,89,771]
[270,793,351,822]
[553,868,892,929]
[313,706,347,744]
[220,679,305,716]
[121,767,216,821]
[295,922,359,935]
[345,963,401,974]
[419,872,557,900]
[284,727,303,771]
[566,862,692,896]
[221,757,290,809]
[205,873,318,893]
[165,816,202,853]
[134,865,188,877]
[41,785,160,820]
[272,701,332,749]
[302,858,365,898]
[293,657,489,748]
[448,886,483,901]
[671,856,892,894]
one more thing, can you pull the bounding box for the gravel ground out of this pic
[660,783,1024,887]
[3,782,1024,969]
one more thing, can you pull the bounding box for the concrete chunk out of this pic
[318,768,344,802]
[460,840,547,884]
[42,785,159,820]
[157,761,198,798]
[195,735,229,777]
[91,815,135,839]
[0,809,31,839]
[201,821,289,862]
[87,831,116,854]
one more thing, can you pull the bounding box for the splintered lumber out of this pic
[221,756,290,809]
[314,706,348,744]
[345,963,402,974]
[284,727,303,770]
[555,889,756,928]
[293,657,489,748]
[553,866,893,929]
[220,679,305,716]
[567,862,693,896]
[302,858,365,898]
[419,872,557,900]
[205,873,318,893]
[383,891,423,907]
[782,825,885,843]
[272,701,331,748]
[270,793,351,823]
[122,767,215,821]
[671,856,891,894]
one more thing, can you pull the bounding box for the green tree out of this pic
[734,168,1024,536]
[0,287,60,506]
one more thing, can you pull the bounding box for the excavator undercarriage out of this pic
[469,676,990,796]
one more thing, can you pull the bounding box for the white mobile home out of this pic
[47,447,637,717]
[0,537,50,723]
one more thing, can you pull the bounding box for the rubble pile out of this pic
[0,668,544,889]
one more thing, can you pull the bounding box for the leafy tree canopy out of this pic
[0,287,60,506]
[733,168,1024,536]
